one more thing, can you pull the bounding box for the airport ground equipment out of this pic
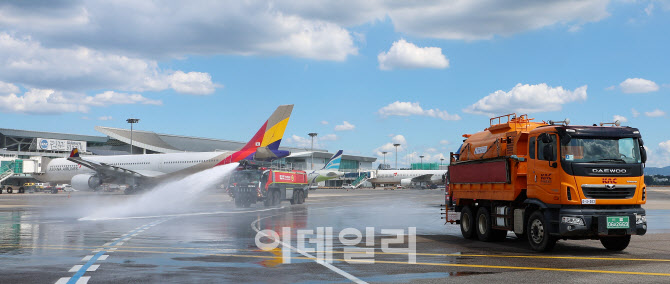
[227,160,308,208]
[442,114,647,251]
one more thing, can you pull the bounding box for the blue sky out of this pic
[0,1,669,167]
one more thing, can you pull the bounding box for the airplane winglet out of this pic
[69,148,80,158]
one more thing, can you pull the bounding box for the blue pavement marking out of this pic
[65,219,168,284]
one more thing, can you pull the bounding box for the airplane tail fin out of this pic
[322,150,343,170]
[217,105,293,165]
[69,148,80,158]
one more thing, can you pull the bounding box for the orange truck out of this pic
[444,114,647,251]
[227,160,308,208]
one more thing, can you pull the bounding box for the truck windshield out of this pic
[561,137,641,164]
[232,171,261,183]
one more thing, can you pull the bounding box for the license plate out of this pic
[607,216,629,229]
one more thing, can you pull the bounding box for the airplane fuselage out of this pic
[369,170,447,185]
[35,151,233,184]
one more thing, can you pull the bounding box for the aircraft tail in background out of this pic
[217,104,294,165]
[322,150,343,170]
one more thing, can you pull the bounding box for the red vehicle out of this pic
[227,161,308,208]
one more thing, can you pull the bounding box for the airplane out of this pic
[34,105,294,194]
[368,169,447,189]
[306,150,344,186]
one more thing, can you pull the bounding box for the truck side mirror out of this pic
[540,133,553,144]
[639,138,644,146]
[640,146,647,164]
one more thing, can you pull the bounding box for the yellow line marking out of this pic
[3,244,670,277]
[3,244,670,263]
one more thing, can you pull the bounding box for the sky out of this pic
[0,1,669,168]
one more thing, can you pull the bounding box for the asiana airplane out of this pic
[34,105,294,194]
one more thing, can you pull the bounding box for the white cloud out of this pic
[620,78,659,94]
[0,89,161,115]
[374,134,407,158]
[613,115,628,123]
[645,3,654,16]
[378,101,461,120]
[645,109,666,117]
[0,81,19,94]
[98,116,112,121]
[661,141,670,153]
[320,121,329,125]
[167,71,219,95]
[632,108,640,118]
[0,2,357,61]
[81,116,90,120]
[440,140,450,145]
[605,85,616,91]
[320,134,338,141]
[0,33,219,95]
[464,83,587,116]
[334,121,355,131]
[378,39,449,70]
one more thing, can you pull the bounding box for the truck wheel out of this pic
[18,187,25,194]
[476,207,506,241]
[527,211,557,252]
[460,206,477,239]
[290,191,298,205]
[271,190,281,206]
[298,190,305,204]
[600,235,631,251]
[7,187,12,194]
[234,195,243,208]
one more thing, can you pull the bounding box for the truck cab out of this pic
[227,161,308,208]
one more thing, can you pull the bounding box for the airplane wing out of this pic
[410,174,435,183]
[67,156,161,180]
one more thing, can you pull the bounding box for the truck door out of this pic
[528,133,561,203]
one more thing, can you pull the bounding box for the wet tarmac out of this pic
[1,187,670,283]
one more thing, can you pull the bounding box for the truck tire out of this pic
[19,187,25,194]
[7,187,12,194]
[527,211,557,252]
[475,207,508,242]
[297,190,305,204]
[460,206,477,239]
[271,190,281,206]
[290,191,298,205]
[264,194,272,207]
[234,195,243,208]
[600,235,631,251]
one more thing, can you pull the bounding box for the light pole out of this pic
[308,133,318,170]
[420,155,424,169]
[393,143,400,169]
[381,151,388,169]
[126,118,140,154]
[440,158,445,167]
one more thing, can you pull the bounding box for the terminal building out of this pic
[0,127,376,188]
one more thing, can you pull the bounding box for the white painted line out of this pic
[112,238,120,240]
[251,215,366,284]
[98,255,109,260]
[81,255,93,261]
[76,276,91,284]
[116,242,124,246]
[69,265,83,272]
[108,248,118,251]
[86,265,99,272]
[138,230,145,232]
[55,277,70,284]
[103,242,112,246]
[78,207,283,221]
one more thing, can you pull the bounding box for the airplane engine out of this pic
[400,178,412,187]
[71,174,102,191]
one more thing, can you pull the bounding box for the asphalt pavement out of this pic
[1,187,670,283]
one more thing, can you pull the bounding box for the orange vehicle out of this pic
[444,114,647,251]
[227,160,308,208]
